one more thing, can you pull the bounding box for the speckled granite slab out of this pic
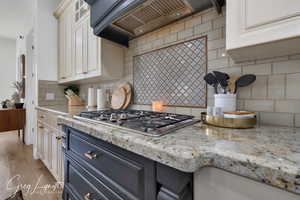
[57,115,300,195]
[36,105,97,116]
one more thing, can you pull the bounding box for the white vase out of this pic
[214,94,237,112]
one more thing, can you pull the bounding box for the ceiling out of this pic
[0,0,35,40]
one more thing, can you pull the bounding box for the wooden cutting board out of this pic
[121,83,132,109]
[111,87,126,110]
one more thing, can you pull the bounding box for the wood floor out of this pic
[0,131,62,200]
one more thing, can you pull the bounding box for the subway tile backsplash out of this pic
[79,7,300,127]
[38,80,67,106]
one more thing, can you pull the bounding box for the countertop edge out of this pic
[36,106,69,116]
[57,115,300,195]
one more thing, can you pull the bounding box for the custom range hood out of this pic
[85,0,224,46]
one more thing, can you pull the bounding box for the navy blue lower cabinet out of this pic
[63,126,193,200]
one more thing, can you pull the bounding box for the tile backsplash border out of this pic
[78,7,300,127]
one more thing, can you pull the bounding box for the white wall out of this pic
[0,37,16,101]
[35,0,61,81]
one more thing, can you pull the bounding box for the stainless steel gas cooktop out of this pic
[74,110,200,137]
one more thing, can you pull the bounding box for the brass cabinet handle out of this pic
[40,115,45,119]
[84,193,91,200]
[84,151,97,160]
[61,77,67,79]
[39,126,44,129]
[56,136,62,140]
[82,72,88,74]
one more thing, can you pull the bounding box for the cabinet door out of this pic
[44,127,53,170]
[58,13,67,80]
[65,5,73,79]
[74,23,86,76]
[52,131,59,180]
[227,0,300,61]
[58,135,65,183]
[87,19,100,74]
[37,123,45,160]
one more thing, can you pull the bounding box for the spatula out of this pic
[213,71,229,94]
[204,73,219,94]
[234,74,256,93]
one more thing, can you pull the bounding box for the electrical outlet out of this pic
[46,93,55,100]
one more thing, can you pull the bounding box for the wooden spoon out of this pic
[228,76,239,94]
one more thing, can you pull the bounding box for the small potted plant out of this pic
[1,99,10,109]
[12,81,25,109]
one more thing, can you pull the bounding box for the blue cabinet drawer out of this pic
[65,154,123,200]
[65,127,156,200]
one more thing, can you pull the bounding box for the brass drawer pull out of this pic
[40,115,45,119]
[39,126,44,129]
[84,151,97,160]
[56,136,62,140]
[84,193,92,200]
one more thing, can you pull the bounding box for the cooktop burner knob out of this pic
[110,113,117,122]
[120,113,128,120]
[99,114,107,120]
[146,127,155,132]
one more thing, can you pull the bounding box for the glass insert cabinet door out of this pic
[75,0,89,23]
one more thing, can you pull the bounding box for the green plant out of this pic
[64,85,80,96]
[11,81,25,103]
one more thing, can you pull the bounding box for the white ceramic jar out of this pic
[214,94,237,112]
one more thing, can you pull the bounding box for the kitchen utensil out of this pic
[111,87,126,110]
[204,73,219,94]
[213,71,229,94]
[120,83,132,109]
[228,76,239,94]
[234,74,256,93]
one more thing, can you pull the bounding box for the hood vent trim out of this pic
[85,0,224,46]
[113,0,192,36]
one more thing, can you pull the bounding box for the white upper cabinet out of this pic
[55,0,74,82]
[226,0,300,61]
[55,0,124,84]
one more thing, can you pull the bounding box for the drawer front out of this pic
[66,127,156,200]
[38,110,59,129]
[65,155,122,200]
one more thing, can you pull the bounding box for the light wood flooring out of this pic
[0,131,62,200]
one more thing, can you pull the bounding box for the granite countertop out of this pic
[36,105,300,195]
[57,114,300,195]
[36,105,97,116]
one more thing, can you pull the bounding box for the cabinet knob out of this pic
[56,136,62,140]
[82,72,88,74]
[39,126,44,129]
[84,151,97,160]
[40,115,45,119]
[84,193,92,200]
[61,77,67,79]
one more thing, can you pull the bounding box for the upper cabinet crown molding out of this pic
[54,0,74,18]
[55,0,125,84]
[226,0,300,62]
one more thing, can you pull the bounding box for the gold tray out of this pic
[205,115,257,129]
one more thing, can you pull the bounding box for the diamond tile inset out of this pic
[133,37,207,107]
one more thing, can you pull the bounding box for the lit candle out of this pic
[152,101,164,112]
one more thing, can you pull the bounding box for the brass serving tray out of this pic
[205,115,257,129]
